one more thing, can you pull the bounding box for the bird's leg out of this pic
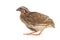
[31,29,44,36]
[24,31,36,35]
[24,29,43,36]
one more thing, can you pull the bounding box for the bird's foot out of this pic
[24,33,32,35]
[31,34,40,36]
[24,30,43,36]
[24,31,35,35]
[24,32,42,36]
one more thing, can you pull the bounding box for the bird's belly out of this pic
[33,25,46,31]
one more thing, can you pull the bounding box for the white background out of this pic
[0,0,60,40]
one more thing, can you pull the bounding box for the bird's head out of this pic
[16,6,30,15]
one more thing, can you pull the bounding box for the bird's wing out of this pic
[21,12,49,25]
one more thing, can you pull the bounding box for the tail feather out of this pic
[50,20,55,28]
[46,18,55,28]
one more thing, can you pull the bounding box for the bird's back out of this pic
[20,12,52,25]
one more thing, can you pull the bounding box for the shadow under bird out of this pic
[16,6,55,36]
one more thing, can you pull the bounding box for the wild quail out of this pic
[16,6,55,36]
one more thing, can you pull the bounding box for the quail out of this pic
[16,6,55,36]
